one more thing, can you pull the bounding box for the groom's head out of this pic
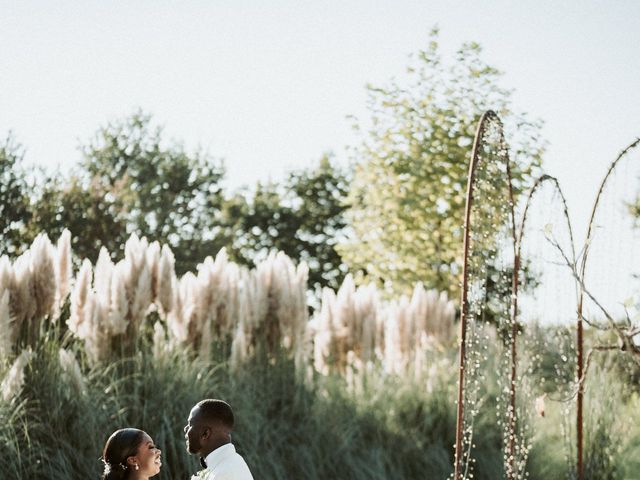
[184,399,235,456]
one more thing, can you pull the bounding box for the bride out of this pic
[101,428,162,480]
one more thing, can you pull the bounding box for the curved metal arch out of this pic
[456,113,639,480]
[580,137,640,270]
[515,174,577,259]
[575,137,640,479]
[512,173,579,471]
[454,110,518,480]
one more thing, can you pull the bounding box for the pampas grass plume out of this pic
[230,326,248,373]
[30,233,57,319]
[130,261,151,329]
[0,290,12,359]
[152,321,167,360]
[0,256,13,296]
[68,259,93,338]
[10,253,34,326]
[58,348,85,394]
[157,245,175,315]
[146,241,161,300]
[1,348,33,402]
[53,229,72,319]
[108,268,128,335]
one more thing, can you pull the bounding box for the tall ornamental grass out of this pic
[1,232,637,479]
[0,231,71,355]
[1,233,457,378]
[5,331,634,480]
[0,332,505,480]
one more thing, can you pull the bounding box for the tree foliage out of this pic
[0,136,31,256]
[339,31,544,296]
[232,155,350,291]
[28,113,231,273]
[27,174,128,262]
[6,114,349,289]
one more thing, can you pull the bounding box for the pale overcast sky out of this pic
[1,0,639,242]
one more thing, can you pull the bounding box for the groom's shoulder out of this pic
[216,455,254,479]
[209,467,253,480]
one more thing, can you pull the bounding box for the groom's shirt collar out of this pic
[203,443,236,470]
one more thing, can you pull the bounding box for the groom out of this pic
[184,399,254,479]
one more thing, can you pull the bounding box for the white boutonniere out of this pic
[191,469,210,480]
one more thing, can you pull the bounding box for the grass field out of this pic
[2,330,639,480]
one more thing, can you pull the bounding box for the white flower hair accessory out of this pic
[101,457,128,475]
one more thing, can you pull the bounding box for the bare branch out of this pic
[546,232,621,329]
[548,345,619,403]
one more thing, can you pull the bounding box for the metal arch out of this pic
[455,113,640,480]
[581,138,640,261]
[454,110,518,480]
[514,174,578,302]
[576,137,640,480]
[515,174,577,259]
[512,174,578,473]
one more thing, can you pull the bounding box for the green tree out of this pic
[338,30,544,296]
[0,136,32,256]
[27,174,128,262]
[29,113,231,273]
[232,155,349,291]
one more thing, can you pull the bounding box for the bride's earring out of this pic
[135,464,139,471]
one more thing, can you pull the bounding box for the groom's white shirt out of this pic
[202,443,254,480]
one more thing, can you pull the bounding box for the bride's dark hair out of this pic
[101,428,145,480]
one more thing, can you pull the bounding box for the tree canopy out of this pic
[0,136,32,256]
[338,31,544,296]
[26,113,231,273]
[2,32,547,300]
[231,155,349,291]
[7,114,349,291]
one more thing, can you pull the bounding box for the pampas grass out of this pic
[0,290,12,359]
[58,347,85,396]
[5,232,458,377]
[1,348,33,402]
[30,234,57,321]
[53,229,72,320]
[0,233,70,357]
[310,276,456,378]
[1,332,486,480]
[0,230,636,479]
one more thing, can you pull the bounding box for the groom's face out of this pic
[184,406,204,454]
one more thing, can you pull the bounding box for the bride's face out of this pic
[131,433,162,477]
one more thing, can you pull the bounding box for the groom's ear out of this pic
[201,426,212,440]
